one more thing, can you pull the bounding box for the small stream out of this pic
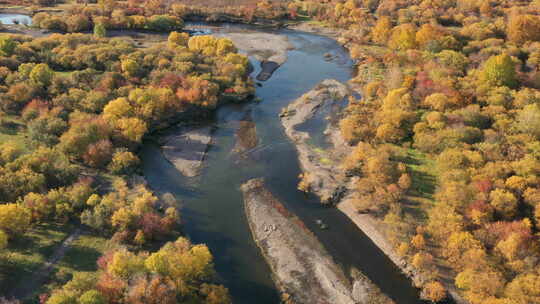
[141,25,426,304]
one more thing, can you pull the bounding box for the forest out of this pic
[311,0,540,303]
[0,9,252,302]
[1,0,540,303]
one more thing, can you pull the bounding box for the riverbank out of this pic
[280,79,467,304]
[280,79,350,204]
[241,178,393,304]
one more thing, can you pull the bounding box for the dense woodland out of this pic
[1,0,540,303]
[0,12,251,302]
[307,0,540,303]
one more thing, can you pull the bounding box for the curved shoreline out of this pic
[279,77,467,304]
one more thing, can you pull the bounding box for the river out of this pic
[0,13,31,25]
[140,24,426,304]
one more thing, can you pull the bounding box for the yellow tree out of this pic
[507,15,540,45]
[0,204,31,236]
[421,281,446,303]
[388,24,417,51]
[371,16,392,45]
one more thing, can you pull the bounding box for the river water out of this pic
[0,13,31,25]
[141,25,426,304]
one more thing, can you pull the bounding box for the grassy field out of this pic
[0,223,73,296]
[0,114,28,150]
[23,234,111,304]
[395,147,438,226]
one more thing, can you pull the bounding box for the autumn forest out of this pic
[1,0,540,304]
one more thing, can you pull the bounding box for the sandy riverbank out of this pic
[280,79,467,304]
[217,31,293,65]
[160,125,213,177]
[241,178,393,304]
[280,79,350,204]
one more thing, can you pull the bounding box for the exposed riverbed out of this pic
[140,25,425,304]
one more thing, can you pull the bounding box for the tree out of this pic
[388,24,417,51]
[455,267,506,302]
[79,290,106,304]
[126,276,177,304]
[0,204,31,236]
[421,281,446,303]
[94,23,107,38]
[507,15,540,45]
[167,31,189,48]
[29,63,54,87]
[146,15,183,32]
[0,230,8,250]
[0,36,17,57]
[412,252,434,271]
[114,117,147,144]
[480,54,517,88]
[82,139,113,168]
[201,284,232,304]
[504,272,540,304]
[107,248,145,279]
[411,234,426,250]
[489,188,519,218]
[416,24,443,49]
[371,16,392,45]
[108,151,140,175]
[121,59,140,78]
[516,104,540,139]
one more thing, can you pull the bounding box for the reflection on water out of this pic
[0,14,32,25]
[142,27,427,304]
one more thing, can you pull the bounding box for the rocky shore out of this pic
[241,178,393,304]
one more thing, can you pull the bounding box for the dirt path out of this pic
[10,228,82,301]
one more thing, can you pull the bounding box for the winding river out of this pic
[141,25,425,303]
[0,13,427,302]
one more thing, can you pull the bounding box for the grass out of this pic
[394,147,438,223]
[0,223,73,296]
[0,114,28,150]
[19,232,110,304]
[57,234,110,273]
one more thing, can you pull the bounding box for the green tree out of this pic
[480,54,517,88]
[0,36,17,56]
[30,63,54,87]
[94,23,107,38]
[0,204,31,236]
[79,290,106,304]
[0,230,8,249]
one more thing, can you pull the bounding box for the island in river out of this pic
[241,178,394,304]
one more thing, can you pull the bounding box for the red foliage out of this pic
[82,139,113,168]
[97,250,115,270]
[39,293,49,304]
[484,220,534,247]
[474,179,493,194]
[21,99,50,119]
[140,212,166,240]
[157,73,185,91]
[96,272,127,304]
